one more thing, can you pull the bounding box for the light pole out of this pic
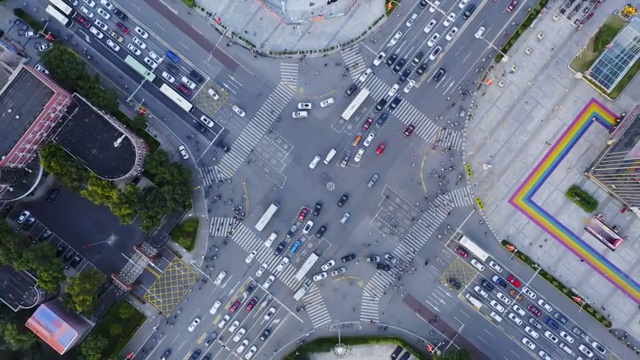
[480,37,509,62]
[208,27,228,61]
[127,58,163,102]
[509,246,519,259]
[422,0,449,16]
[514,263,541,300]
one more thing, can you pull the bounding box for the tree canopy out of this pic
[79,333,108,360]
[65,269,105,313]
[40,143,88,191]
[15,242,65,294]
[0,220,28,266]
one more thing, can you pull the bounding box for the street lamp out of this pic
[208,27,229,61]
[479,37,509,62]
[421,0,449,16]
[127,57,164,102]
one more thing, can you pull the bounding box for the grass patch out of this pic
[182,0,196,7]
[170,217,199,251]
[500,240,612,328]
[385,0,401,16]
[566,185,598,213]
[93,301,146,357]
[570,15,626,73]
[283,336,429,360]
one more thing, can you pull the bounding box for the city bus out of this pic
[254,202,280,232]
[124,55,156,82]
[49,0,76,16]
[158,84,194,113]
[341,88,370,121]
[45,5,71,27]
[465,294,483,309]
[294,253,320,281]
[458,235,490,261]
[293,279,313,301]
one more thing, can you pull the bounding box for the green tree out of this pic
[40,143,88,191]
[434,348,472,360]
[65,269,105,313]
[130,114,147,132]
[16,242,65,294]
[81,173,118,206]
[0,322,36,351]
[79,334,107,360]
[39,45,87,91]
[110,184,141,224]
[0,220,27,266]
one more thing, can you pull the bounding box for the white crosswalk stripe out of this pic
[280,63,299,91]
[341,47,367,80]
[361,76,391,101]
[214,83,295,181]
[199,166,224,186]
[210,217,235,237]
[445,186,475,207]
[302,285,332,328]
[360,292,380,323]
[433,127,464,151]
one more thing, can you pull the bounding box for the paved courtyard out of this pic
[466,0,640,338]
[310,344,413,360]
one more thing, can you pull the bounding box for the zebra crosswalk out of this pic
[211,82,295,183]
[445,186,475,207]
[302,285,332,328]
[209,217,236,237]
[341,47,367,81]
[280,62,299,91]
[360,292,381,323]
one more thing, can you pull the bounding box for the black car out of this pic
[337,193,349,207]
[188,349,202,360]
[462,4,476,19]
[313,202,322,216]
[341,253,356,263]
[193,122,208,134]
[433,68,446,82]
[399,351,411,360]
[399,68,411,83]
[56,243,67,257]
[480,279,494,291]
[416,62,428,76]
[204,332,217,347]
[14,19,29,31]
[286,224,298,238]
[112,8,129,21]
[274,241,286,255]
[63,250,75,263]
[260,327,272,341]
[69,255,83,269]
[377,113,388,125]
[202,354,212,360]
[390,346,404,360]
[419,0,428,8]
[448,277,461,290]
[375,98,387,112]
[377,263,391,271]
[389,95,403,110]
[39,229,53,241]
[392,58,406,73]
[315,225,327,238]
[161,349,172,360]
[189,70,205,84]
[166,63,179,75]
[345,83,358,97]
[412,51,424,65]
[47,189,59,202]
[385,53,398,67]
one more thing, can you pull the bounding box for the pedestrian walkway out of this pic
[198,166,218,187]
[302,285,332,328]
[341,47,367,81]
[280,62,299,91]
[209,216,236,236]
[444,186,475,208]
[362,75,392,101]
[214,82,295,181]
[360,292,380,323]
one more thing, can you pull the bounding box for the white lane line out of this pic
[477,336,489,345]
[131,3,141,10]
[180,41,189,50]
[154,22,165,31]
[484,328,495,337]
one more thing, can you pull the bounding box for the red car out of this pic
[507,274,522,287]
[403,124,415,137]
[362,118,373,131]
[245,297,258,312]
[506,0,518,12]
[455,246,468,258]
[298,207,309,221]
[229,299,242,313]
[74,14,91,28]
[527,304,542,317]
[178,84,192,96]
[115,22,130,34]
[376,143,386,155]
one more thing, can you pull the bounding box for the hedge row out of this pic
[495,0,549,62]
[566,185,599,213]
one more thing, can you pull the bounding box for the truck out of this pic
[509,289,524,302]
[465,294,483,309]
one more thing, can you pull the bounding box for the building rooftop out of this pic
[0,69,54,157]
[55,98,136,180]
[0,265,41,311]
[25,299,90,355]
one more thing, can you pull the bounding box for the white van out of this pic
[264,232,277,247]
[324,149,337,164]
[213,270,227,285]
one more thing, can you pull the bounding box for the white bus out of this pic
[341,88,370,121]
[465,294,483,309]
[49,0,75,16]
[158,84,194,113]
[458,235,490,261]
[254,202,280,232]
[293,279,313,301]
[294,253,320,281]
[45,5,71,27]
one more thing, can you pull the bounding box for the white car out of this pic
[512,304,526,316]
[293,111,309,119]
[228,320,240,333]
[496,292,512,305]
[162,71,175,83]
[94,19,108,31]
[313,272,328,281]
[16,210,31,224]
[490,300,505,313]
[429,0,440,12]
[84,0,96,7]
[446,27,459,41]
[100,0,114,10]
[387,83,399,97]
[443,12,457,27]
[233,328,246,342]
[264,307,276,320]
[218,314,230,328]
[427,33,440,47]
[276,257,290,271]
[178,145,189,159]
[245,250,258,264]
[144,57,158,69]
[236,339,249,354]
[187,318,201,332]
[470,259,485,271]
[127,43,142,56]
[232,105,246,117]
[373,52,386,66]
[559,331,574,344]
[544,331,558,343]
[302,220,314,234]
[358,68,373,83]
[34,64,49,74]
[25,31,38,38]
[488,260,503,272]
[405,13,418,27]
[132,36,147,49]
[321,260,336,271]
[256,263,268,277]
[80,6,94,18]
[148,51,162,63]
[135,26,149,38]
[525,326,539,339]
[521,337,536,350]
[429,46,442,61]
[363,133,375,147]
[423,19,437,34]
[97,7,111,19]
[181,77,197,89]
[214,271,227,285]
[298,102,312,110]
[263,275,275,289]
[578,344,594,357]
[522,287,537,300]
[537,299,553,312]
[208,88,219,100]
[474,26,486,39]
[458,0,469,9]
[473,285,488,298]
[209,301,222,315]
[354,148,365,163]
[106,39,120,51]
[89,26,103,39]
[309,155,321,169]
[489,311,502,322]
[320,97,335,107]
[508,312,523,325]
[244,346,257,359]
[388,31,403,46]
[403,80,415,93]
